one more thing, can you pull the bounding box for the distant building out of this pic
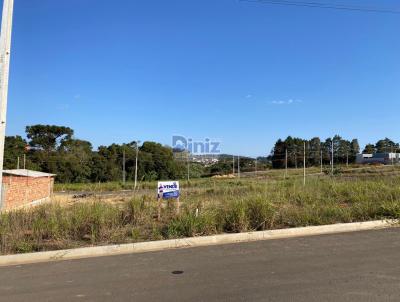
[173,149,220,166]
[356,153,400,165]
[191,155,219,166]
[1,169,56,211]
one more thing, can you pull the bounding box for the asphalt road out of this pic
[1,228,400,302]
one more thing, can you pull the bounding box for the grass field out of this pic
[1,165,400,255]
[53,165,400,192]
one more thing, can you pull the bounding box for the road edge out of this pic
[0,219,397,267]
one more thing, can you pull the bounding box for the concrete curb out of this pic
[0,220,397,267]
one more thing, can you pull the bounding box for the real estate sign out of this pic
[157,181,180,199]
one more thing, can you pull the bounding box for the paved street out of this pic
[1,228,400,301]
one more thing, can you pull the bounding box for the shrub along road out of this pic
[1,228,400,301]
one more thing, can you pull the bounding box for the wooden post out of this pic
[320,150,323,173]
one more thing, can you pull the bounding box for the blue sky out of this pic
[3,0,400,156]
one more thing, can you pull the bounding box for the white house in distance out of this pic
[356,153,400,165]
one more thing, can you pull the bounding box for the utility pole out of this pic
[255,158,257,176]
[16,156,19,169]
[0,0,14,206]
[187,150,190,182]
[238,156,240,178]
[23,154,26,169]
[122,148,126,185]
[232,155,235,175]
[346,152,349,167]
[320,150,323,173]
[303,141,306,186]
[134,141,139,190]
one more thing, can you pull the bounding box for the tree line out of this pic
[270,136,400,169]
[5,125,399,182]
[362,138,400,154]
[4,125,194,183]
[4,125,265,183]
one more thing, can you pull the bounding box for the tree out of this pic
[375,138,399,153]
[4,136,28,169]
[270,135,362,168]
[16,123,397,181]
[350,139,360,155]
[7,124,207,182]
[322,135,354,164]
[91,151,109,182]
[332,135,343,163]
[349,139,360,163]
[207,160,233,176]
[140,142,181,180]
[94,144,124,182]
[322,138,333,164]
[308,137,321,166]
[271,139,286,169]
[57,139,93,183]
[363,144,376,154]
[26,125,73,152]
[284,136,298,168]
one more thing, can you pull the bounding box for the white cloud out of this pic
[271,99,302,105]
[245,94,253,99]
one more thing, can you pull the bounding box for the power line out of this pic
[240,0,400,14]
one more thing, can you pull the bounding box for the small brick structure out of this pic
[1,169,55,211]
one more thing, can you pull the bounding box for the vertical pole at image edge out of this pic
[0,0,14,209]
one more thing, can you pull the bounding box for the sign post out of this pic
[157,181,180,219]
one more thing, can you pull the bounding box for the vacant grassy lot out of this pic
[53,165,400,192]
[1,166,400,255]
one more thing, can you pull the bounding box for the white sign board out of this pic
[158,181,180,199]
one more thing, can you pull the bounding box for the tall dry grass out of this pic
[2,175,400,255]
